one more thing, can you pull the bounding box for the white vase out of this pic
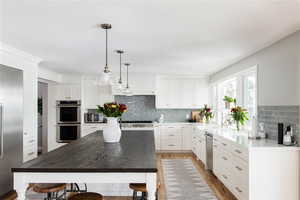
[103,117,121,143]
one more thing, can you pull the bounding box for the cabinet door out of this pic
[154,126,161,150]
[156,79,170,108]
[70,84,81,100]
[83,79,100,109]
[56,85,72,100]
[99,85,114,105]
[182,126,192,150]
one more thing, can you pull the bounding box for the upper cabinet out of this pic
[155,76,209,109]
[112,73,156,95]
[82,78,114,109]
[56,84,81,100]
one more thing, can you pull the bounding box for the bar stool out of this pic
[68,192,103,200]
[129,183,160,200]
[32,183,67,200]
[0,190,17,200]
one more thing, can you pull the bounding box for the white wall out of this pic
[210,30,300,106]
[0,43,42,161]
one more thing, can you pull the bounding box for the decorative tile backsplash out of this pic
[114,95,196,122]
[257,106,299,142]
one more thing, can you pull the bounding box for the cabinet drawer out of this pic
[161,132,181,140]
[231,144,248,162]
[23,147,37,162]
[161,138,182,150]
[232,157,249,200]
[217,149,232,171]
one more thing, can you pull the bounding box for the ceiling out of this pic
[1,0,300,76]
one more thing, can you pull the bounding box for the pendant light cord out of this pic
[126,65,129,88]
[119,53,122,82]
[105,29,108,68]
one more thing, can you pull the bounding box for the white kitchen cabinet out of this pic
[23,132,37,162]
[160,126,182,150]
[182,126,193,150]
[155,77,209,109]
[113,73,156,95]
[154,126,161,150]
[81,123,106,137]
[56,84,81,100]
[213,135,249,200]
[82,78,114,109]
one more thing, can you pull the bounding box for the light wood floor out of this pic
[105,153,237,200]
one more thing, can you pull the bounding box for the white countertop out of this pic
[206,127,300,150]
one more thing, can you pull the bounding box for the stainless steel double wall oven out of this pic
[56,100,81,143]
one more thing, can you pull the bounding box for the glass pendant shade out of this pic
[123,86,133,96]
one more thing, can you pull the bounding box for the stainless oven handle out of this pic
[0,103,4,159]
[56,104,81,107]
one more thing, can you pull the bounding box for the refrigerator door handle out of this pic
[0,103,3,159]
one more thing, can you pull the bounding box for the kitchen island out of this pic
[12,131,157,200]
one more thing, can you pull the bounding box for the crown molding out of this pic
[0,42,43,65]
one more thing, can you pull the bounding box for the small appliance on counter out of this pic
[258,122,266,138]
[278,123,284,144]
[278,123,297,146]
[283,125,295,146]
[84,113,103,123]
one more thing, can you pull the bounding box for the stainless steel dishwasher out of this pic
[205,132,213,171]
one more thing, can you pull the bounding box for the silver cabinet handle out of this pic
[24,132,28,136]
[222,174,228,179]
[168,144,175,146]
[168,134,175,136]
[28,152,35,156]
[222,143,227,146]
[0,103,3,159]
[235,149,242,154]
[29,139,35,143]
[213,145,218,148]
[235,166,243,171]
[222,156,228,161]
[235,187,243,193]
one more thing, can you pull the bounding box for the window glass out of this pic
[244,74,256,118]
[211,67,257,129]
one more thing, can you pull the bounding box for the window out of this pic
[211,66,257,129]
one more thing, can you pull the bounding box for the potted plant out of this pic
[199,105,214,123]
[223,96,236,109]
[230,106,249,131]
[97,102,127,143]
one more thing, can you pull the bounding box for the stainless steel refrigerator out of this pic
[0,64,23,196]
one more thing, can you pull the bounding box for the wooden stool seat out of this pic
[32,183,67,193]
[129,183,147,192]
[0,190,17,200]
[69,192,103,200]
[129,183,161,200]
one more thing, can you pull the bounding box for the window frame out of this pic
[210,65,258,127]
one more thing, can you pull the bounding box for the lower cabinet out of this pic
[213,135,249,200]
[23,135,37,162]
[81,124,106,137]
[192,127,206,164]
[154,124,193,151]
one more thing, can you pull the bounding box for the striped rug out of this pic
[162,159,217,200]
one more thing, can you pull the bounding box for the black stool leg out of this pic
[133,190,137,200]
[141,192,147,200]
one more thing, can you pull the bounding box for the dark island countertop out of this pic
[13,131,157,173]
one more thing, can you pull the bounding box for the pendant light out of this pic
[98,23,114,85]
[115,50,124,91]
[123,63,133,96]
